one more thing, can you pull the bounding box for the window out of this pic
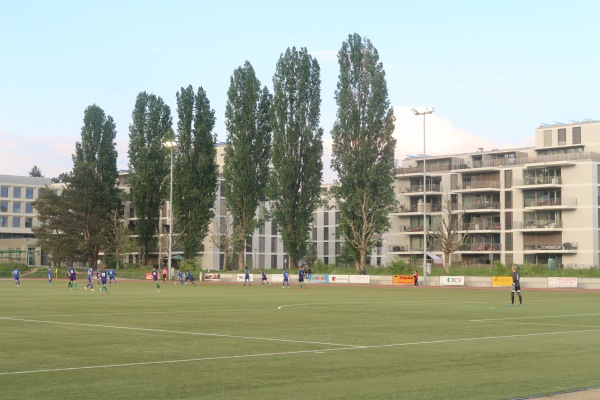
[271,237,277,252]
[271,255,277,269]
[0,201,7,212]
[0,186,7,198]
[324,242,329,255]
[324,211,329,225]
[271,220,277,235]
[0,216,7,227]
[26,188,34,199]
[573,126,581,144]
[13,202,21,213]
[324,227,329,240]
[25,203,33,214]
[312,227,317,240]
[25,217,33,228]
[13,216,21,228]
[557,128,566,145]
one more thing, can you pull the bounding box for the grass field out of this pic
[1,279,599,400]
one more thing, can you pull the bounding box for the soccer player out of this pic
[282,269,289,288]
[152,266,161,291]
[47,266,53,284]
[510,265,523,307]
[108,268,117,285]
[85,266,95,291]
[162,267,168,282]
[99,267,109,293]
[298,265,306,289]
[185,270,197,286]
[244,267,251,286]
[177,269,184,285]
[413,270,419,287]
[68,266,78,290]
[12,267,21,286]
[260,270,269,287]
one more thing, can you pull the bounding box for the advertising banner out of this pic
[329,275,349,283]
[145,272,153,280]
[548,277,578,288]
[308,274,328,283]
[349,275,370,284]
[392,275,413,285]
[203,273,221,281]
[492,276,512,287]
[440,276,465,286]
[236,274,253,282]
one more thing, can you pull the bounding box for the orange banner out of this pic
[393,275,414,285]
[146,272,153,280]
[492,276,512,287]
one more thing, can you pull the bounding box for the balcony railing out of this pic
[523,242,578,251]
[513,220,563,229]
[456,180,501,190]
[397,203,442,213]
[513,176,562,186]
[458,243,502,251]
[459,222,502,230]
[523,197,577,208]
[388,245,441,252]
[398,224,442,232]
[457,201,501,211]
[399,184,442,193]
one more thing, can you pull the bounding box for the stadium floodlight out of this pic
[410,107,434,285]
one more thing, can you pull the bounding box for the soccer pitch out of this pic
[1,280,599,400]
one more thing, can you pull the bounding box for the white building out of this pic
[390,120,600,268]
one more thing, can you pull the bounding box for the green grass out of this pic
[1,279,599,399]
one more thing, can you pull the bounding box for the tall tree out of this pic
[173,85,218,260]
[101,208,136,269]
[331,33,397,271]
[32,188,81,266]
[29,165,43,177]
[269,47,323,269]
[128,92,172,264]
[223,61,272,270]
[429,198,470,272]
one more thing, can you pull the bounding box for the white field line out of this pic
[470,312,600,322]
[2,327,600,376]
[0,316,357,348]
[473,321,600,329]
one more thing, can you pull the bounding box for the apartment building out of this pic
[390,120,600,268]
[0,175,53,266]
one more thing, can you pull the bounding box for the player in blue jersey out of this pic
[12,267,21,286]
[68,266,77,290]
[244,267,251,286]
[108,268,117,285]
[510,265,523,307]
[152,266,161,291]
[99,267,109,293]
[282,269,290,288]
[47,266,53,284]
[298,265,306,289]
[85,266,95,291]
[185,270,197,286]
[260,270,269,287]
[177,269,184,285]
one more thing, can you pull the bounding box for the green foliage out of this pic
[269,46,324,269]
[28,165,43,177]
[128,92,172,263]
[173,85,218,260]
[331,33,397,270]
[388,258,412,275]
[223,61,272,269]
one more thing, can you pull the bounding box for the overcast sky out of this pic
[1,0,599,183]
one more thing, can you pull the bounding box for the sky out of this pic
[1,0,599,183]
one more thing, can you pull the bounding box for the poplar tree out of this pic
[331,33,397,271]
[173,85,218,260]
[128,92,172,264]
[223,61,272,270]
[269,47,323,269]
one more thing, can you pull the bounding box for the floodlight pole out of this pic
[411,107,434,285]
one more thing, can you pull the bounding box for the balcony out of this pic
[395,203,442,214]
[459,222,502,231]
[399,184,442,194]
[524,197,577,209]
[514,220,563,230]
[388,245,441,252]
[454,201,501,212]
[513,176,562,187]
[455,180,501,191]
[458,243,502,252]
[523,242,578,252]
